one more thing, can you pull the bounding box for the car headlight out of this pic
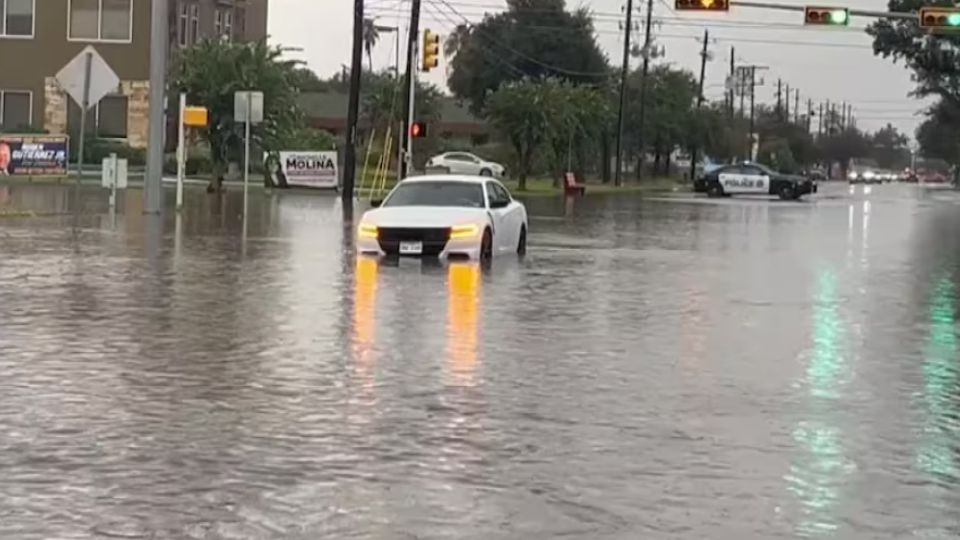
[450,223,481,239]
[358,223,378,238]
[848,172,856,180]
[864,171,875,179]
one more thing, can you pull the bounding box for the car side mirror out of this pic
[370,199,382,208]
[489,199,509,209]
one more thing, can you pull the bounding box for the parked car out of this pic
[425,152,505,178]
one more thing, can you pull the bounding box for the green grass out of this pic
[356,173,687,197]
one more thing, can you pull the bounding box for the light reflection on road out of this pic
[786,269,856,537]
[352,257,379,400]
[446,262,481,387]
[916,275,958,482]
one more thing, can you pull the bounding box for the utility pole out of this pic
[343,0,364,203]
[807,98,813,133]
[728,46,735,119]
[399,0,422,179]
[635,0,655,181]
[614,0,636,187]
[749,67,756,160]
[818,102,823,136]
[144,0,168,214]
[689,29,709,182]
[794,89,800,124]
[785,84,790,123]
[776,79,782,119]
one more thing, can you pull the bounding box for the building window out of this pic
[177,1,188,47]
[68,94,128,139]
[1,0,34,37]
[0,90,32,131]
[215,8,232,41]
[69,0,132,42]
[189,4,199,44]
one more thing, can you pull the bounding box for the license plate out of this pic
[399,241,423,255]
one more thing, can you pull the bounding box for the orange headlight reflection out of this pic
[447,262,481,386]
[352,257,379,362]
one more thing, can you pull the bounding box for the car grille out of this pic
[377,227,450,256]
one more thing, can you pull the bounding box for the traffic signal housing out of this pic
[422,30,440,72]
[675,0,729,10]
[410,121,428,138]
[804,6,849,25]
[919,7,960,30]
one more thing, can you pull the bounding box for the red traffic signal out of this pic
[804,6,849,25]
[675,0,729,11]
[410,121,427,138]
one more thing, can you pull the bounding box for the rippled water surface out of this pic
[0,182,958,539]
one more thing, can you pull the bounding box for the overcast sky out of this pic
[269,0,926,137]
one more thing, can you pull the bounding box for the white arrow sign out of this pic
[55,46,120,110]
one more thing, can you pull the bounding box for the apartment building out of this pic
[0,0,268,148]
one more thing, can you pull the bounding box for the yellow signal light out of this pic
[422,29,441,72]
[675,0,728,11]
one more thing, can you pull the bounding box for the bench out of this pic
[563,172,586,196]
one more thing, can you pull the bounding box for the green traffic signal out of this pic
[829,9,848,24]
[948,13,960,26]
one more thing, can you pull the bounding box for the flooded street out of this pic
[0,182,958,539]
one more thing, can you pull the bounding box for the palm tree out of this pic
[362,18,380,72]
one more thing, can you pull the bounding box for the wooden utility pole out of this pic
[343,0,365,202]
[399,0,422,179]
[635,0,655,180]
[689,29,709,182]
[794,89,800,124]
[728,46,735,119]
[785,84,790,122]
[776,79,782,119]
[614,0,636,186]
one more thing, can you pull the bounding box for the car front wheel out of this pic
[481,229,493,260]
[707,183,724,198]
[778,184,796,200]
[517,226,527,256]
[479,168,492,177]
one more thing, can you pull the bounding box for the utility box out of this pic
[102,155,128,189]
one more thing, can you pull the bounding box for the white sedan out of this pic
[425,152,505,178]
[357,175,528,260]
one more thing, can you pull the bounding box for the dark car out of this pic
[698,162,817,200]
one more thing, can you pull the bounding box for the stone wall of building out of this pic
[41,78,150,149]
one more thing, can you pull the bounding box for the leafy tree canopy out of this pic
[446,0,609,112]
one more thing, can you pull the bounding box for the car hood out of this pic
[361,206,489,228]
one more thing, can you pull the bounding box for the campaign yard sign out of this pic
[0,135,69,176]
[280,151,338,189]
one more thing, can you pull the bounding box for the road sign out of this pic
[234,91,264,124]
[55,46,120,110]
[183,106,208,127]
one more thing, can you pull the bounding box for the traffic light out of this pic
[804,6,849,25]
[919,7,960,30]
[410,121,427,138]
[422,30,440,72]
[675,0,729,11]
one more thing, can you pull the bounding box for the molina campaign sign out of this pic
[0,135,69,176]
[278,151,338,189]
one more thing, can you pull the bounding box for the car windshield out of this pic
[383,181,485,208]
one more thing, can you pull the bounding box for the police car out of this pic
[698,162,817,200]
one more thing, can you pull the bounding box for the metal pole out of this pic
[794,90,800,124]
[176,92,186,211]
[731,0,916,18]
[343,0,364,202]
[807,98,813,133]
[144,0,168,214]
[776,79,782,119]
[636,0,655,181]
[76,51,92,186]
[400,0,422,179]
[110,153,118,209]
[818,102,823,136]
[785,84,790,123]
[749,67,756,161]
[689,29,708,183]
[614,0,635,187]
[243,95,251,221]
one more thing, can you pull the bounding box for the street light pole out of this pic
[144,0,168,214]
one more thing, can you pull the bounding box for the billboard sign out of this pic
[277,151,338,189]
[0,135,70,176]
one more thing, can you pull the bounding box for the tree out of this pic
[818,127,871,175]
[868,1,960,107]
[446,0,609,112]
[916,100,960,182]
[869,123,910,169]
[487,80,550,190]
[538,79,610,184]
[363,18,380,72]
[172,40,303,187]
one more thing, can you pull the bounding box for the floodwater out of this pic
[0,182,958,539]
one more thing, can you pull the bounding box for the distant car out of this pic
[357,175,528,260]
[848,168,882,184]
[425,152,505,178]
[700,162,817,200]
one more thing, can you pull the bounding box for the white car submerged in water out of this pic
[357,175,528,260]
